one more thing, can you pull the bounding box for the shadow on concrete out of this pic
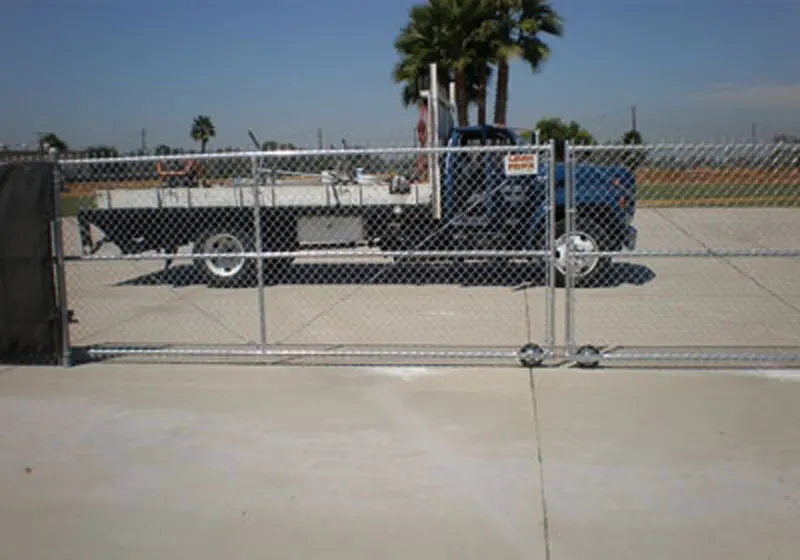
[114,260,656,290]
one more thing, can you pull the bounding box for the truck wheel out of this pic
[194,230,255,287]
[551,218,609,287]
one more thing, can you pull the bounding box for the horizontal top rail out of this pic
[57,144,552,165]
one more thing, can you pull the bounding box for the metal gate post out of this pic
[544,139,557,354]
[251,155,267,349]
[563,141,577,358]
[49,148,72,367]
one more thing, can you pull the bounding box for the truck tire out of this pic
[193,230,255,287]
[552,217,610,288]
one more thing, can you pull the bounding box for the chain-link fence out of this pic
[43,139,800,368]
[564,142,800,367]
[57,142,558,366]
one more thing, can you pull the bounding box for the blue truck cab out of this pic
[437,123,638,284]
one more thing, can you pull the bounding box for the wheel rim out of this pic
[554,230,600,278]
[202,233,246,278]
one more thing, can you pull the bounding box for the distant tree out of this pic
[84,145,119,158]
[536,117,595,161]
[39,132,68,153]
[261,140,298,151]
[619,128,647,170]
[622,129,642,145]
[190,115,216,153]
[154,144,172,156]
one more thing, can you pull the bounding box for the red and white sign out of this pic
[504,153,538,176]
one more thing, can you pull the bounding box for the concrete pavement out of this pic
[59,207,800,354]
[1,363,799,559]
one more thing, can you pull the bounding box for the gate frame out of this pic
[53,141,559,368]
[49,148,73,367]
[563,142,800,368]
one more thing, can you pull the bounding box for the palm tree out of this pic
[190,115,216,153]
[392,0,496,127]
[492,0,564,126]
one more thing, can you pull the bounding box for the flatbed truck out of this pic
[73,64,638,287]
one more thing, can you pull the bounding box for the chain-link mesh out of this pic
[564,142,800,366]
[57,143,556,364]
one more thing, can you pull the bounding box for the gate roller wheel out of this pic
[518,343,545,368]
[575,345,601,368]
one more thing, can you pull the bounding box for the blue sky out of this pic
[2,0,799,151]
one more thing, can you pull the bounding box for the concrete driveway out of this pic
[1,363,798,559]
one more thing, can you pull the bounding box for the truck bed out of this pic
[90,180,433,210]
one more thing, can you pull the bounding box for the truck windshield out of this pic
[451,128,516,216]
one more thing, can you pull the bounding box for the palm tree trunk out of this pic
[493,58,510,126]
[455,69,469,127]
[478,65,487,125]
[201,139,207,153]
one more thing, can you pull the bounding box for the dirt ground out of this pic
[636,167,800,186]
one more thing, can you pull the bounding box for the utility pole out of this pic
[630,105,637,132]
[141,128,147,153]
[317,128,323,150]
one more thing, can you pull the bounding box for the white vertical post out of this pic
[564,141,576,357]
[430,63,442,220]
[545,139,557,351]
[252,155,267,349]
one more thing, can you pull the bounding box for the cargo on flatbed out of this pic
[91,180,433,210]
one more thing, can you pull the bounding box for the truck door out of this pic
[448,129,488,221]
[484,128,529,227]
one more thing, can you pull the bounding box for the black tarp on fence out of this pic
[0,160,64,365]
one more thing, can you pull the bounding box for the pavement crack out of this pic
[654,209,800,318]
[528,369,552,560]
[372,385,536,558]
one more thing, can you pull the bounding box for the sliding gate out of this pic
[563,141,800,367]
[55,142,559,366]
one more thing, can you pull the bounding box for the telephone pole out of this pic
[630,105,638,132]
[141,128,147,153]
[317,128,323,150]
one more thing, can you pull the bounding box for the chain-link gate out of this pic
[54,141,558,366]
[563,141,800,367]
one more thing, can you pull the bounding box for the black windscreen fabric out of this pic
[0,161,62,364]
